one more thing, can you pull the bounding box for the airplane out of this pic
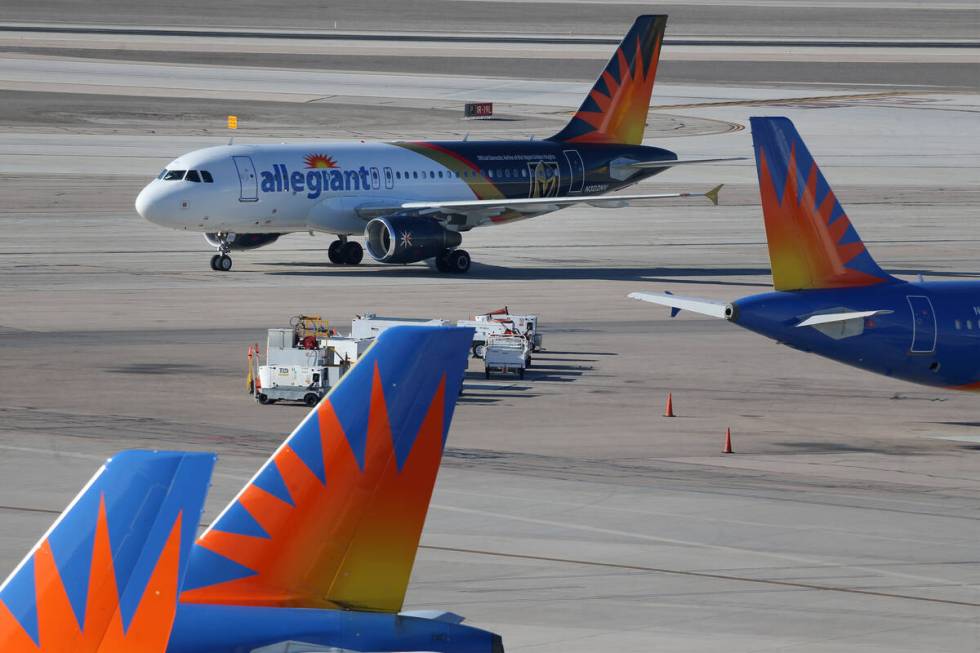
[0,450,215,652]
[630,116,980,391]
[1,325,504,652]
[134,15,728,273]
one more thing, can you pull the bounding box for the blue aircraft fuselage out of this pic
[731,280,980,390]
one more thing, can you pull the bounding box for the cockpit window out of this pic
[186,170,201,182]
[163,170,186,181]
[157,169,168,179]
[200,170,214,183]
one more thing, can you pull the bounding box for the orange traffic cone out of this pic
[723,427,734,454]
[664,392,675,417]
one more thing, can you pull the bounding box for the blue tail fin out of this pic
[550,15,667,145]
[183,325,473,613]
[750,116,895,291]
[0,450,215,652]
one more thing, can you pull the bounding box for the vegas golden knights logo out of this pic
[529,161,560,198]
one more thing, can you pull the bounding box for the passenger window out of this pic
[200,170,214,183]
[395,171,401,179]
[163,170,186,181]
[412,171,418,179]
[969,321,974,330]
[956,320,962,330]
[438,171,444,178]
[429,171,435,179]
[186,170,201,182]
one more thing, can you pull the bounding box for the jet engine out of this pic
[365,216,462,264]
[204,233,281,250]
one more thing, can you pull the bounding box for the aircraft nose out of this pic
[135,182,166,224]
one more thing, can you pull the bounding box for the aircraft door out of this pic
[907,295,937,353]
[370,167,381,190]
[232,156,258,202]
[563,149,585,193]
[383,166,394,189]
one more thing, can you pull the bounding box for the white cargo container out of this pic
[351,314,450,340]
[475,312,542,351]
[483,335,531,379]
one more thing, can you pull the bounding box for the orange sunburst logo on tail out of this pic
[304,154,338,169]
[552,15,666,145]
[182,363,447,613]
[0,497,183,653]
[758,145,884,291]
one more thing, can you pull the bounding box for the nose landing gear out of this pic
[209,233,233,271]
[328,236,363,265]
[210,254,233,271]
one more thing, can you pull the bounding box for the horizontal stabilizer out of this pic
[796,310,890,327]
[628,291,730,319]
[629,157,746,169]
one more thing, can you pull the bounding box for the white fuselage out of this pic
[135,141,549,236]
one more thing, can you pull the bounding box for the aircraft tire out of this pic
[342,241,363,265]
[448,249,471,274]
[435,251,451,273]
[209,254,220,270]
[328,240,344,264]
[218,254,233,271]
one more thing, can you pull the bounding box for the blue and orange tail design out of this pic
[181,325,473,613]
[750,117,895,292]
[550,15,666,145]
[0,450,214,652]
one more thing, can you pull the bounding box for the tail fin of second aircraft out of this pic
[0,450,214,653]
[182,325,473,613]
[750,116,896,291]
[550,15,667,145]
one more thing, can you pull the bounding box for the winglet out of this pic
[705,184,723,206]
[0,451,214,652]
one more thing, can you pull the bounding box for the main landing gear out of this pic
[435,249,471,274]
[209,233,233,271]
[328,236,364,265]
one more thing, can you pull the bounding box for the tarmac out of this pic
[2,1,980,651]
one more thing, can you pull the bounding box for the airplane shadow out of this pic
[264,261,774,284]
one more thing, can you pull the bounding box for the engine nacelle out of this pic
[365,216,462,264]
[204,233,281,251]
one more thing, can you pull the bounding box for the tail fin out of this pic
[182,325,473,613]
[0,450,214,652]
[550,15,667,145]
[750,117,895,291]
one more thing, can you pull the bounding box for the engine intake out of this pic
[365,216,462,264]
[204,233,281,251]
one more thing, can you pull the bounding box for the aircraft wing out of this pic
[629,291,730,318]
[400,184,723,213]
[796,310,890,327]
